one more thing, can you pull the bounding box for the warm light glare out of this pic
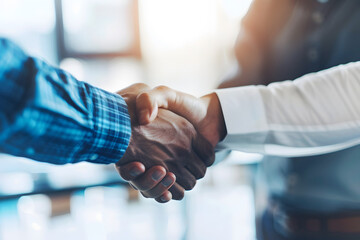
[139,0,218,50]
[139,0,252,94]
[139,0,251,51]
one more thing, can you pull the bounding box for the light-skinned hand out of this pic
[135,85,227,147]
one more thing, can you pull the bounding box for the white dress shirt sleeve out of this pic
[215,61,360,157]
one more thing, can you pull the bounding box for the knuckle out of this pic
[134,83,149,89]
[170,186,184,200]
[155,85,169,92]
[173,191,184,200]
[137,92,152,105]
[141,192,150,199]
[186,163,205,180]
[198,168,206,179]
[183,179,196,191]
[194,173,202,180]
[206,151,216,167]
[138,92,150,101]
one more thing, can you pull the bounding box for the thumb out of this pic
[136,86,206,125]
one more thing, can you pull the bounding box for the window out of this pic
[55,0,141,59]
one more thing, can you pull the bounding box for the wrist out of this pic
[200,93,227,146]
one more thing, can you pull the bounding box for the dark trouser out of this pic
[258,206,360,240]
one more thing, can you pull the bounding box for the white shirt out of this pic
[216,61,360,157]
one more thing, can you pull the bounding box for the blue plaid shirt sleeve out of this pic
[0,38,131,165]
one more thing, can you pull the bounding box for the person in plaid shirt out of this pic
[0,38,215,203]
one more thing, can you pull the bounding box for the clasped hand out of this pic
[115,84,226,203]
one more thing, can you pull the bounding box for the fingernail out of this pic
[129,167,143,177]
[160,196,168,202]
[152,170,163,181]
[161,177,173,187]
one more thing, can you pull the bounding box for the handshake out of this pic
[115,83,227,203]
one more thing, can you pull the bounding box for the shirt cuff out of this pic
[77,87,132,164]
[215,86,268,152]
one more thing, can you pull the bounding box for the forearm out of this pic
[0,39,131,164]
[216,61,360,157]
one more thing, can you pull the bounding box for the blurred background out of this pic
[0,0,263,239]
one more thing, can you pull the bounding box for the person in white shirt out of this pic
[118,0,360,239]
[118,60,360,198]
[136,61,360,158]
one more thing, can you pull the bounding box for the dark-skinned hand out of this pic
[115,84,215,202]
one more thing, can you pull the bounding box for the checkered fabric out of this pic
[0,38,131,164]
